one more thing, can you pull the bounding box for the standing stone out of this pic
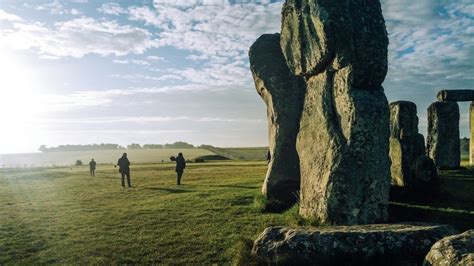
[249,33,305,207]
[427,102,460,169]
[281,0,390,224]
[471,102,474,165]
[389,101,425,187]
[410,155,438,194]
[437,89,474,102]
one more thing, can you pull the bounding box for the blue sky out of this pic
[0,0,472,154]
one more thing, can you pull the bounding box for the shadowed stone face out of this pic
[249,33,305,207]
[279,0,390,225]
[437,90,474,102]
[427,101,460,169]
[389,101,426,187]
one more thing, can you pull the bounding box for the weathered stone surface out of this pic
[249,33,305,206]
[389,101,426,187]
[471,102,474,165]
[252,224,457,266]
[424,230,474,266]
[410,155,438,194]
[280,0,390,224]
[297,69,390,225]
[280,0,388,88]
[427,102,460,169]
[437,89,474,102]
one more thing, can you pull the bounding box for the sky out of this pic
[0,0,472,154]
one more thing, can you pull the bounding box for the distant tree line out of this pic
[127,141,195,149]
[39,144,124,153]
[39,141,198,152]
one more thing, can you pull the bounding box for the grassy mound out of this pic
[193,154,231,162]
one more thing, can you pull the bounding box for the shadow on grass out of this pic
[142,187,194,194]
[388,202,474,231]
[212,184,260,190]
[440,167,474,181]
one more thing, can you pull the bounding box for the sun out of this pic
[0,46,44,153]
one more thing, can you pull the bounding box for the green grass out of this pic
[0,161,472,264]
[0,149,214,167]
[0,161,298,264]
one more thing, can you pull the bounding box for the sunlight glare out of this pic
[0,47,45,154]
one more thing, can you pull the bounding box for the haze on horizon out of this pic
[0,0,472,154]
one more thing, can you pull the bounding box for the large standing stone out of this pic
[437,89,474,102]
[471,102,474,165]
[252,224,457,265]
[249,33,305,207]
[410,155,439,194]
[427,102,460,169]
[424,230,474,266]
[389,101,426,187]
[281,0,390,224]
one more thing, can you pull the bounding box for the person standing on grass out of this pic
[89,158,97,177]
[171,152,186,185]
[117,153,131,187]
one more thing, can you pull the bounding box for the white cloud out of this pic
[128,2,282,61]
[2,17,156,58]
[97,3,127,15]
[113,59,151,65]
[0,9,23,21]
[33,0,82,15]
[43,116,262,124]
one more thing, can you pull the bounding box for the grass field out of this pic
[0,149,215,167]
[0,147,270,168]
[0,161,473,264]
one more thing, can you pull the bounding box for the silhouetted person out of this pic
[267,150,271,163]
[173,153,186,185]
[89,159,96,177]
[117,153,131,187]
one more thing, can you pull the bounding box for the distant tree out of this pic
[164,141,195,149]
[143,144,164,149]
[75,160,83,166]
[38,145,48,152]
[127,143,142,149]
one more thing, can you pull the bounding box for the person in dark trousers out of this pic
[173,153,186,185]
[89,158,96,177]
[117,153,131,187]
[266,150,271,164]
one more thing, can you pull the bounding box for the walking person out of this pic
[89,158,96,177]
[117,153,131,187]
[171,153,186,185]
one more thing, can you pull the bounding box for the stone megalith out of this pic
[252,224,457,265]
[389,101,426,187]
[427,102,460,169]
[280,0,391,224]
[249,33,305,207]
[471,102,474,165]
[437,89,474,102]
[424,230,474,266]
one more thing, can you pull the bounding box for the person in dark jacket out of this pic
[173,153,186,185]
[89,158,96,177]
[117,153,131,187]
